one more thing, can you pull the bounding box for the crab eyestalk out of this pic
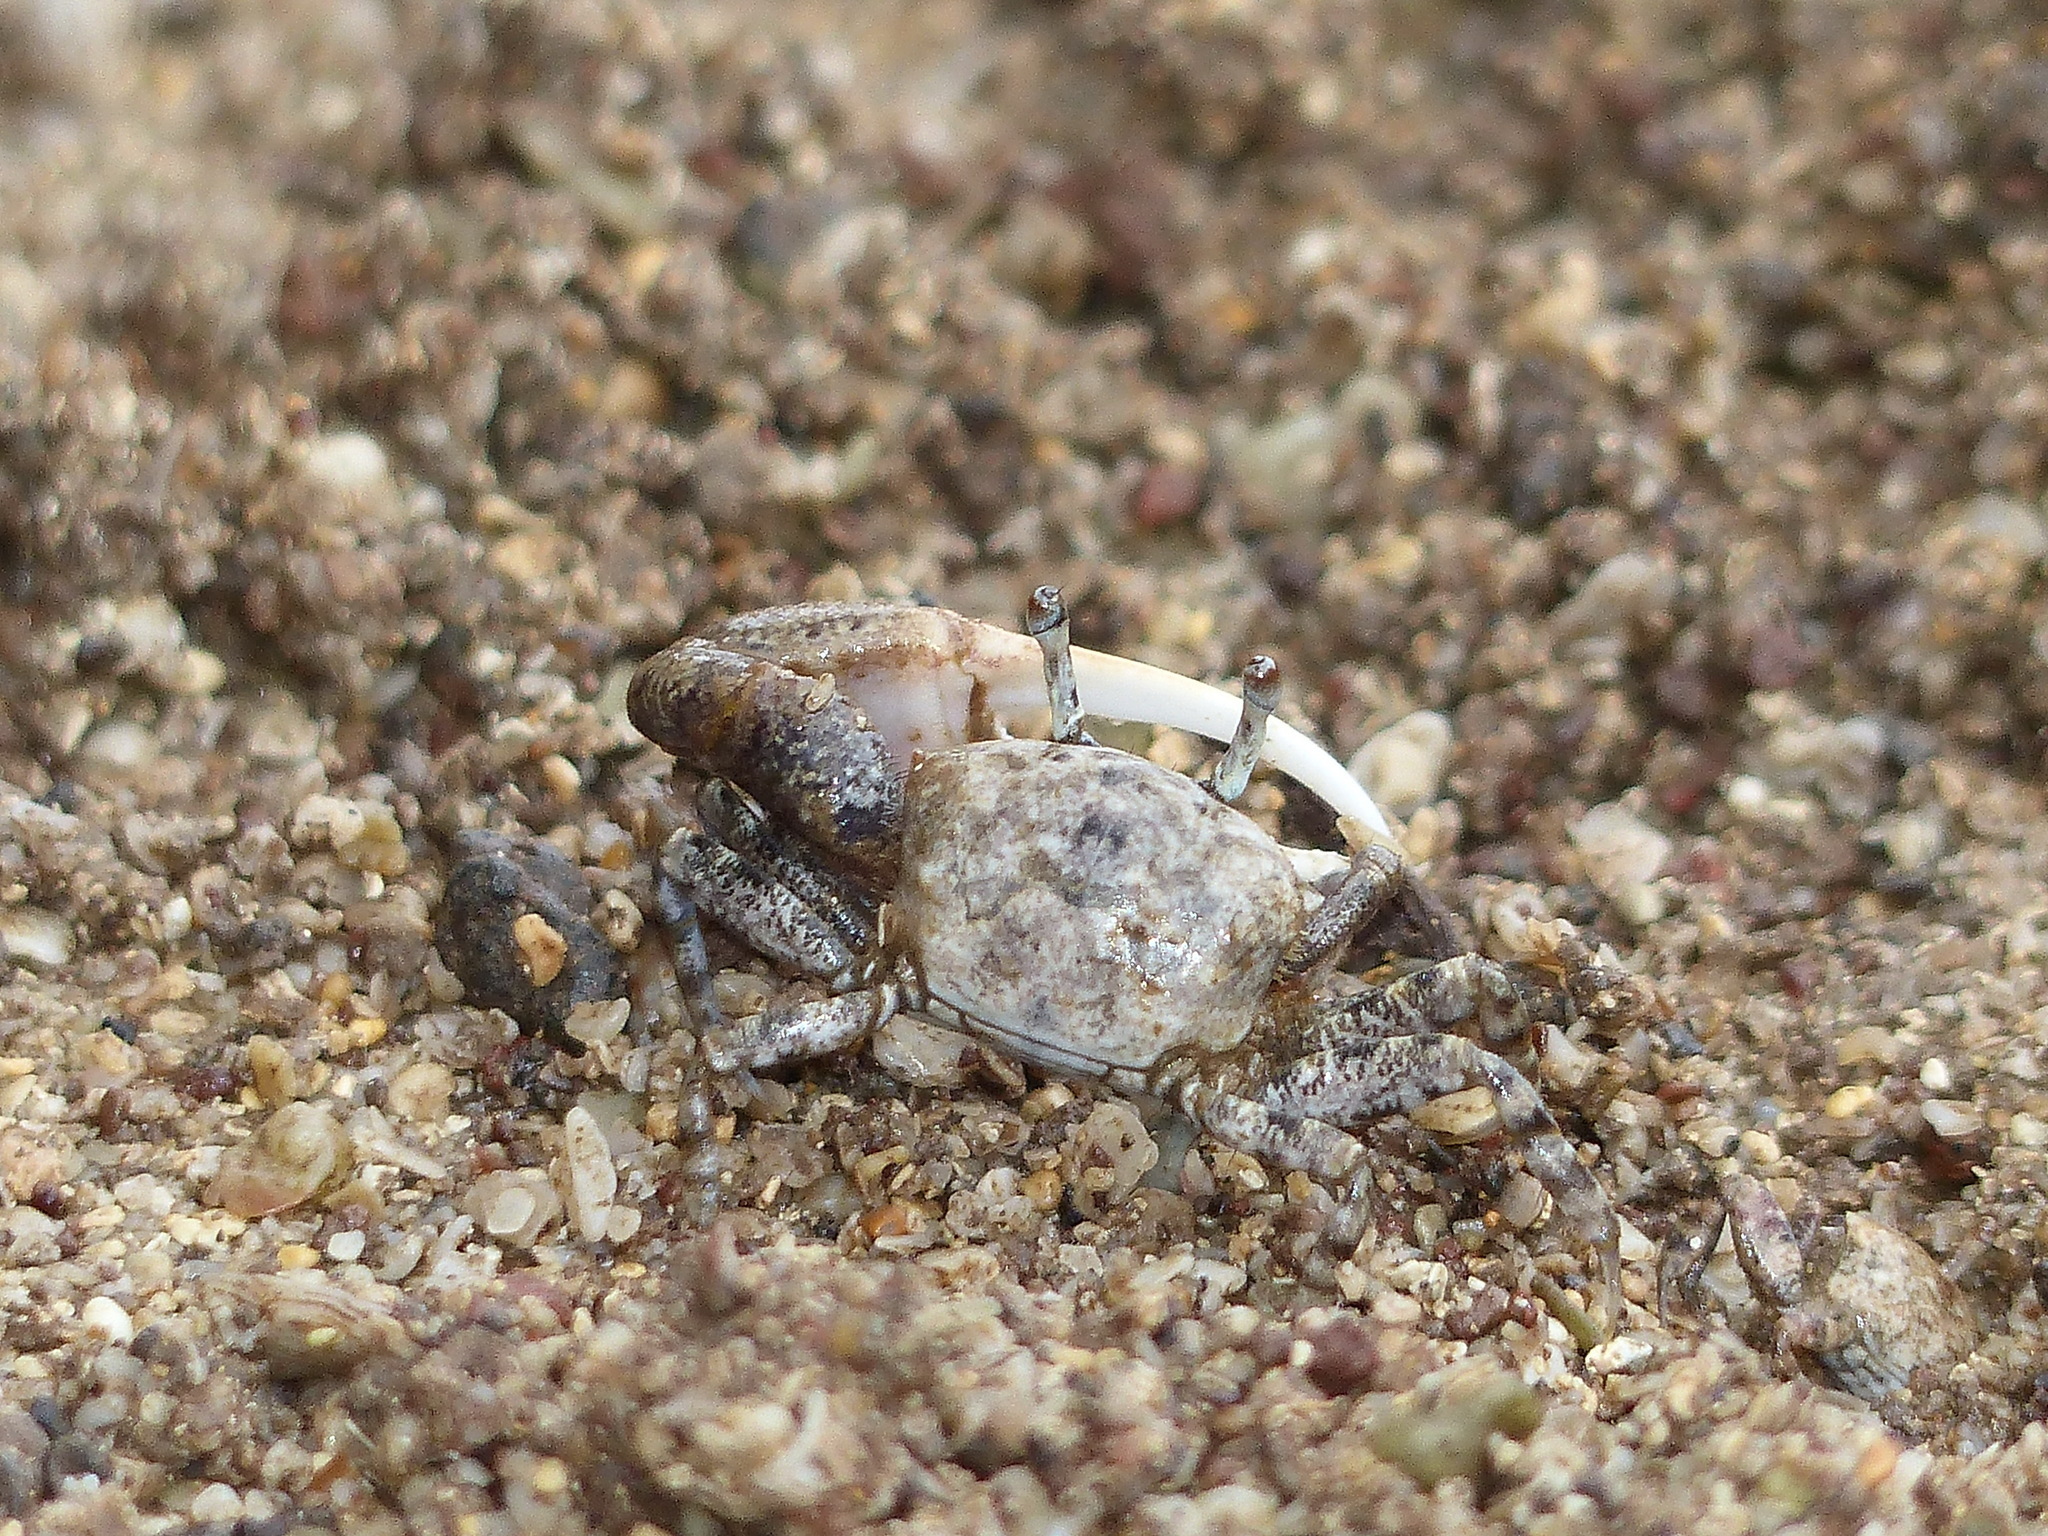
[1209,655,1280,804]
[1025,584,1087,745]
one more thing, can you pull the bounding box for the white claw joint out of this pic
[696,599,1395,844]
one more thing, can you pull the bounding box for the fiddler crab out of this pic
[627,587,1620,1326]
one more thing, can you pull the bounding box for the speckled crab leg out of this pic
[1266,1028,1621,1328]
[1176,1079,1380,1252]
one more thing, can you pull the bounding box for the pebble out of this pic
[161,647,228,696]
[1369,1290,1423,1324]
[1825,1083,1878,1119]
[1568,801,1672,925]
[1346,710,1452,817]
[385,1060,455,1124]
[592,888,644,951]
[1873,809,1946,871]
[336,804,408,876]
[1918,1098,1981,1140]
[988,195,1096,315]
[1061,1102,1157,1220]
[1128,461,1206,530]
[246,1034,299,1107]
[1738,1128,1782,1165]
[1137,1486,1277,1534]
[1367,1364,1542,1489]
[0,258,56,369]
[243,695,324,766]
[1723,774,1771,816]
[288,795,363,850]
[872,1013,974,1088]
[469,1169,560,1247]
[1585,1334,1653,1375]
[539,753,583,800]
[160,893,193,943]
[0,0,136,97]
[1407,1085,1500,1142]
[225,1271,412,1380]
[558,1104,618,1243]
[1953,490,2048,561]
[1550,552,1677,650]
[347,1106,448,1182]
[513,912,569,987]
[1495,1170,1547,1230]
[77,719,160,775]
[1834,1025,1900,1066]
[562,997,630,1049]
[1758,708,1889,820]
[80,1296,133,1346]
[294,430,410,531]
[188,1484,243,1524]
[1215,408,1342,530]
[205,1102,346,1219]
[436,830,624,1047]
[1334,368,1421,448]
[291,795,409,876]
[103,594,186,678]
[1618,1218,1656,1264]
[0,908,73,969]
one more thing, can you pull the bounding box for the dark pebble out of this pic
[1444,1283,1514,1341]
[42,1431,110,1493]
[100,1014,139,1044]
[1303,1311,1381,1395]
[1129,462,1205,530]
[1496,360,1599,529]
[910,396,1031,538]
[436,830,624,1048]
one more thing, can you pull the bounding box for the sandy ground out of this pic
[3,0,2048,1531]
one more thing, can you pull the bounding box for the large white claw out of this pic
[1066,647,1393,840]
[699,601,1394,844]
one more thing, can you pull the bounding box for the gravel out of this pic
[4,0,2048,1531]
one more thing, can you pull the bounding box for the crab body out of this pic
[628,590,1620,1330]
[900,739,1303,1074]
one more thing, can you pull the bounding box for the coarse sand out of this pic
[3,1,2048,1531]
